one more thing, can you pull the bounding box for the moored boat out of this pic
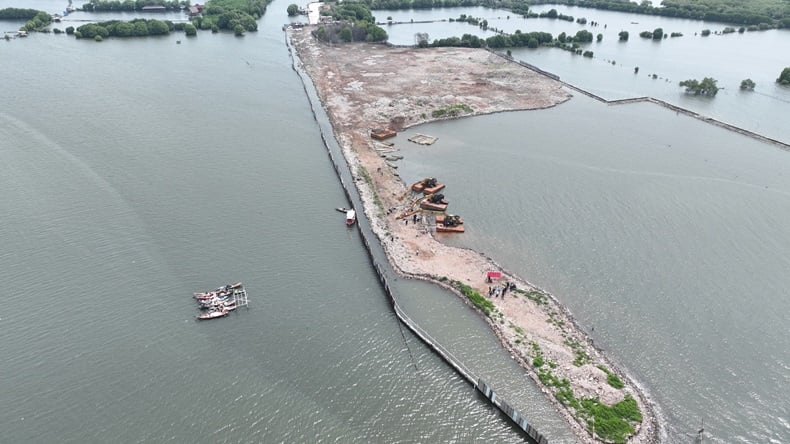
[197,307,228,320]
[194,282,243,299]
[346,209,356,226]
[197,294,236,308]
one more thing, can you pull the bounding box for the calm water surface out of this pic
[4,2,789,443]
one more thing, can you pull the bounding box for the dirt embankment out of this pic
[289,26,659,444]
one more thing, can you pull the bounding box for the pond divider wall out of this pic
[491,49,790,151]
[286,29,548,444]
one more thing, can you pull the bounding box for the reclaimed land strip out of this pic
[285,30,548,444]
[287,25,659,444]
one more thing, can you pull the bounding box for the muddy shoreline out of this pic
[287,26,660,443]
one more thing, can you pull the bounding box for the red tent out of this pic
[486,271,502,280]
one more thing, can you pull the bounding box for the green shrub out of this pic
[580,396,641,443]
[454,281,494,316]
[607,373,625,389]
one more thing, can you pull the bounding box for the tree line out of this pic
[0,7,42,20]
[356,0,789,28]
[521,0,788,28]
[74,18,186,40]
[0,8,53,31]
[81,1,186,12]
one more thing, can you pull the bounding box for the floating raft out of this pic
[408,133,438,145]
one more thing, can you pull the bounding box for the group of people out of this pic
[488,281,516,298]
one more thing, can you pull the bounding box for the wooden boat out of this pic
[194,282,243,299]
[197,294,236,308]
[436,214,464,233]
[197,308,228,320]
[370,128,396,140]
[346,209,356,226]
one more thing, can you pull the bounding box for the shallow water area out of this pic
[379,5,790,145]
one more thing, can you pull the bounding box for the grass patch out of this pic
[556,386,580,409]
[453,281,494,316]
[565,339,591,366]
[580,396,642,444]
[515,288,548,305]
[597,365,625,389]
[431,103,473,118]
[357,166,384,215]
[607,373,625,389]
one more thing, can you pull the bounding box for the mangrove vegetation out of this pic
[357,0,789,28]
[778,67,790,85]
[0,8,53,32]
[80,1,186,12]
[313,3,388,43]
[679,77,720,96]
[75,18,179,39]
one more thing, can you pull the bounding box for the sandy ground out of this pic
[289,26,659,443]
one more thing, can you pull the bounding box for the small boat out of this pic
[194,282,243,299]
[336,207,350,213]
[194,289,232,300]
[346,209,356,226]
[197,294,235,308]
[197,307,228,320]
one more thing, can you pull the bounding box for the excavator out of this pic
[441,214,462,227]
[411,177,445,194]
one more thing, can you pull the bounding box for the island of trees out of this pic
[779,67,790,85]
[679,77,720,96]
[313,3,388,43]
[74,18,186,40]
